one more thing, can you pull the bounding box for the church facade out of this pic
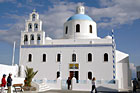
[19,6,131,91]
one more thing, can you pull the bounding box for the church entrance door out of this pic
[69,71,79,83]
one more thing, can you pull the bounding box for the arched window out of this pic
[76,24,80,32]
[35,23,38,28]
[28,23,32,29]
[32,14,36,21]
[57,71,60,78]
[24,35,28,41]
[24,35,28,44]
[43,54,46,62]
[30,34,34,40]
[88,72,92,80]
[37,34,41,40]
[104,53,108,61]
[88,53,92,62]
[34,23,38,31]
[57,54,61,62]
[28,54,32,62]
[65,26,68,34]
[72,53,76,62]
[37,34,41,44]
[89,25,92,33]
[30,34,34,44]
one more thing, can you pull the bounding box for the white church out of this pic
[18,6,132,92]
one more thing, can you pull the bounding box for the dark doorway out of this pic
[69,71,79,83]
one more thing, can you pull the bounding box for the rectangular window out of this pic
[72,54,76,62]
[69,64,79,69]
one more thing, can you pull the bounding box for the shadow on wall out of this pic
[97,86,118,92]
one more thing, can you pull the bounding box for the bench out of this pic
[13,84,23,93]
[0,84,8,91]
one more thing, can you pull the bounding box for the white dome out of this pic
[46,37,52,40]
[63,6,98,39]
[104,35,112,39]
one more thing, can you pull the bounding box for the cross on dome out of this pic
[33,9,36,12]
[76,6,85,14]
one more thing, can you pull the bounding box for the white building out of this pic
[19,6,131,92]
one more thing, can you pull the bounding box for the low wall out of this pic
[72,78,91,91]
[33,78,119,92]
[72,78,118,92]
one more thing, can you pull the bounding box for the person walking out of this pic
[133,78,138,93]
[67,77,71,90]
[91,77,97,93]
[7,73,12,93]
[1,74,7,93]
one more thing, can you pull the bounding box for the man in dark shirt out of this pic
[7,73,12,93]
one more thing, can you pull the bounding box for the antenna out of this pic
[12,41,16,66]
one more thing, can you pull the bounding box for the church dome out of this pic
[104,35,112,39]
[46,37,52,40]
[67,14,93,21]
[63,6,98,39]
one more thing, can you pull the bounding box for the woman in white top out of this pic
[91,77,97,93]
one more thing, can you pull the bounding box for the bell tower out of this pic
[21,9,45,45]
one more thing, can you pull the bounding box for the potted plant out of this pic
[23,66,38,91]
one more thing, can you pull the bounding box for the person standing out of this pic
[1,74,7,93]
[91,77,97,93]
[67,77,71,90]
[7,73,12,93]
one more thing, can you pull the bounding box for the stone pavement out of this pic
[23,89,140,93]
[39,90,132,93]
[40,90,90,93]
[39,90,139,93]
[23,90,90,93]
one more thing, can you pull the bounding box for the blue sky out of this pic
[0,0,140,72]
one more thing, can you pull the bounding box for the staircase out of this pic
[38,83,50,92]
[32,81,50,92]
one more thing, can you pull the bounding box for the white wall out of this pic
[116,50,131,90]
[0,64,24,91]
[19,39,113,81]
[0,64,18,79]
